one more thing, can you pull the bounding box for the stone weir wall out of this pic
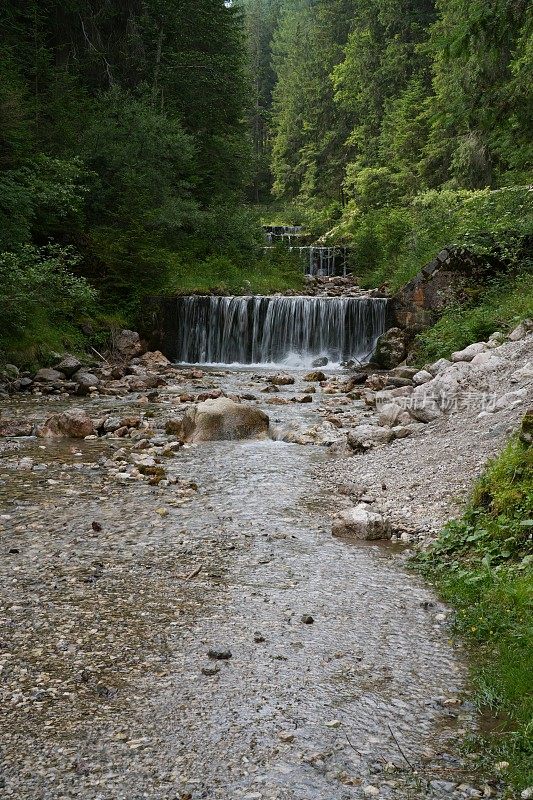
[388,246,495,333]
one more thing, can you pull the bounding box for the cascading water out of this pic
[165,295,387,367]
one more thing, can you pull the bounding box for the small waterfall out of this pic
[165,295,387,367]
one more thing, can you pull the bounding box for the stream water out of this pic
[0,369,471,799]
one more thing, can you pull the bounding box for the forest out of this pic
[1,0,531,365]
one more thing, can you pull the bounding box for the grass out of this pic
[415,428,533,795]
[165,247,305,296]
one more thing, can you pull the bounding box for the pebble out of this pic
[300,614,314,624]
[207,648,232,660]
[278,731,295,743]
[201,664,220,677]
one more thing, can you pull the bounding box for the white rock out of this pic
[470,352,505,371]
[362,787,380,797]
[508,319,532,341]
[427,358,452,375]
[511,362,533,382]
[408,395,442,423]
[347,425,394,450]
[378,402,403,427]
[451,342,488,362]
[493,388,528,412]
[332,504,391,541]
[413,369,433,385]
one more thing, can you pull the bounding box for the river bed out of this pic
[0,368,474,799]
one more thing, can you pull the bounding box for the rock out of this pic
[114,329,143,360]
[253,632,265,643]
[13,377,33,391]
[413,369,433,385]
[311,356,329,367]
[103,416,122,433]
[427,358,452,375]
[521,788,533,800]
[33,368,66,383]
[429,781,457,793]
[201,664,220,677]
[470,351,505,371]
[73,371,99,395]
[292,394,313,403]
[508,319,532,341]
[304,371,326,382]
[493,388,528,412]
[207,647,232,660]
[373,328,407,369]
[36,409,96,439]
[54,355,82,376]
[180,398,269,443]
[138,350,171,370]
[408,395,442,423]
[362,788,380,798]
[378,402,404,428]
[347,425,394,451]
[278,731,295,743]
[332,504,391,540]
[451,342,488,362]
[270,374,295,386]
[2,364,19,379]
[301,614,314,624]
[0,419,34,437]
[390,366,418,379]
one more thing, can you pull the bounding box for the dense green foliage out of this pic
[254,0,532,203]
[331,186,533,290]
[416,428,533,793]
[241,0,532,305]
[1,1,532,365]
[0,0,279,363]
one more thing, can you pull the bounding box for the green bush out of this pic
[335,186,533,291]
[0,245,96,368]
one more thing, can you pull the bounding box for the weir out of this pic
[164,295,387,367]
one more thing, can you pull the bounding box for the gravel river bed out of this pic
[0,369,479,800]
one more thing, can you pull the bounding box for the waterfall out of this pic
[165,295,387,367]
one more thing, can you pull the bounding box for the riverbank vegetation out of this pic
[415,419,533,794]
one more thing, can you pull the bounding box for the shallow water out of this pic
[0,369,471,799]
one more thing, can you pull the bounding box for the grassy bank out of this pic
[415,422,533,795]
[413,268,533,365]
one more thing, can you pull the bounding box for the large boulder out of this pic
[34,368,66,383]
[347,425,394,451]
[138,350,171,370]
[451,342,487,362]
[372,328,407,369]
[36,408,96,438]
[304,371,327,382]
[179,398,269,443]
[114,329,143,361]
[73,371,99,395]
[508,319,532,341]
[54,355,82,377]
[332,504,391,541]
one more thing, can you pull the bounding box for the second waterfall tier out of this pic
[165,295,388,367]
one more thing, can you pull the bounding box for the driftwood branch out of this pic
[387,724,414,770]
